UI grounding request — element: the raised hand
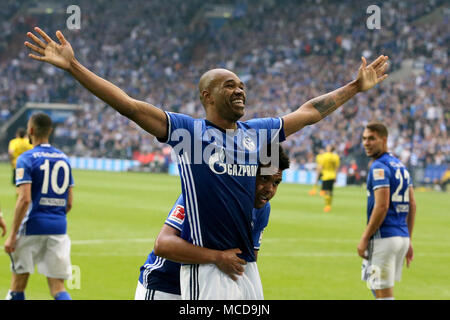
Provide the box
[355,55,389,92]
[25,27,75,70]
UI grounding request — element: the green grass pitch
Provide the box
[0,162,449,300]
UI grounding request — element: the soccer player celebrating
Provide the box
[4,113,74,300]
[359,122,416,300]
[24,27,388,299]
[135,146,289,300]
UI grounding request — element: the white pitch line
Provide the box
[261,252,450,258]
[68,251,450,258]
[70,237,450,248]
[71,252,145,257]
[262,252,356,257]
[263,238,356,244]
[263,237,450,247]
[71,238,154,245]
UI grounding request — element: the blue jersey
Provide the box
[15,144,74,235]
[366,152,411,239]
[139,195,271,294]
[252,203,271,250]
[161,112,284,262]
[139,195,185,295]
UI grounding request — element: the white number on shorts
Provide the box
[40,159,70,195]
[392,168,410,203]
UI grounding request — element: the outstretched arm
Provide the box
[154,224,247,281]
[283,55,389,137]
[25,27,167,140]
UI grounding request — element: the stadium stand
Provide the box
[1,0,448,185]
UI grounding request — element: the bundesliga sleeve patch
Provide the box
[16,168,24,180]
[373,168,385,180]
[168,205,185,224]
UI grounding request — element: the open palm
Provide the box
[355,55,389,92]
[25,27,74,70]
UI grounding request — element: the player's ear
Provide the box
[201,90,213,106]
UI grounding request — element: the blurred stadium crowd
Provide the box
[0,0,448,183]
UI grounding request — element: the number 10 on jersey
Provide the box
[40,159,70,195]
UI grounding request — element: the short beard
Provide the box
[220,104,243,123]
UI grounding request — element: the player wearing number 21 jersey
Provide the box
[5,113,74,300]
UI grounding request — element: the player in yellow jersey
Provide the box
[8,128,33,186]
[309,149,325,196]
[440,167,450,192]
[320,145,340,212]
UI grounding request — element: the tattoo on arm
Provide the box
[311,84,357,118]
[312,97,336,118]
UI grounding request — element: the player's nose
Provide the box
[234,86,245,96]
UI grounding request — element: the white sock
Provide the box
[376,297,395,300]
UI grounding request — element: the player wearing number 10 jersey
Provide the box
[4,113,74,300]
[359,122,416,300]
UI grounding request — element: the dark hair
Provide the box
[30,112,53,138]
[16,127,26,138]
[259,144,290,172]
[277,144,290,171]
[365,121,388,138]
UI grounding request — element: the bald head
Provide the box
[197,68,247,125]
[198,68,239,106]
